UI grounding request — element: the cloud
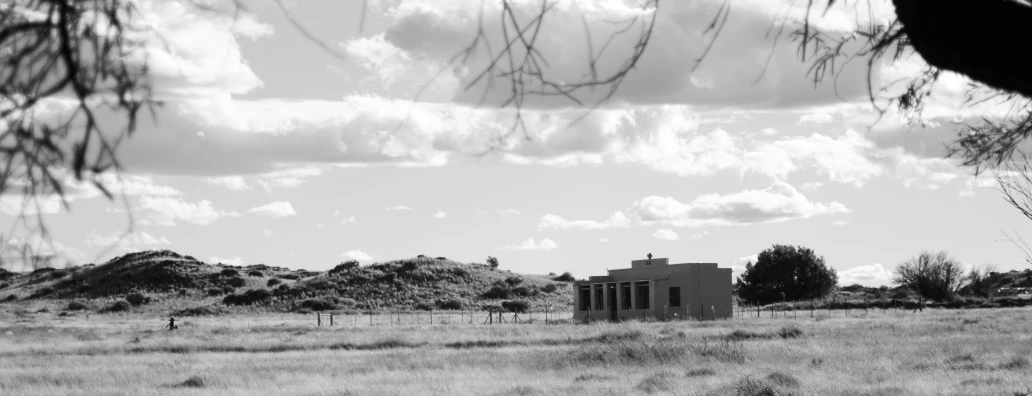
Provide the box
[131,0,272,98]
[386,205,413,211]
[801,182,823,191]
[838,263,894,287]
[502,238,558,251]
[796,112,834,126]
[206,176,252,190]
[433,210,447,219]
[86,232,171,252]
[255,167,323,192]
[499,208,521,216]
[138,196,240,226]
[341,250,374,262]
[629,182,849,227]
[341,216,356,226]
[261,228,275,237]
[652,229,679,241]
[0,195,64,216]
[743,131,883,186]
[599,238,610,243]
[538,212,630,230]
[248,201,297,218]
[2,236,86,270]
[831,221,848,226]
[210,256,244,265]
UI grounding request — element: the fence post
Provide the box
[330,314,334,326]
[317,313,321,326]
[430,308,433,325]
[369,309,372,326]
[864,296,868,315]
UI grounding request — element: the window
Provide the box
[578,286,591,311]
[594,284,604,310]
[669,287,681,308]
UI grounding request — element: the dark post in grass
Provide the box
[317,313,321,326]
[330,314,334,326]
[810,300,814,318]
[430,308,433,325]
[864,296,868,315]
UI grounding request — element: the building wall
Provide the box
[573,261,732,322]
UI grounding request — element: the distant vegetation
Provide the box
[0,250,572,314]
[736,245,838,305]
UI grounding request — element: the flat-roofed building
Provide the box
[573,257,732,322]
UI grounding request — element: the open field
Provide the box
[1,307,1031,396]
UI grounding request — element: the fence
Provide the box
[731,297,930,320]
[313,308,575,327]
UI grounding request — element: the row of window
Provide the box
[577,284,682,310]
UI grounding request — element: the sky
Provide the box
[3,0,1030,287]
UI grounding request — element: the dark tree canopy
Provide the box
[893,251,967,302]
[735,244,838,305]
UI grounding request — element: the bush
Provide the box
[221,286,236,294]
[736,244,838,305]
[894,251,967,302]
[300,299,337,311]
[222,289,272,306]
[206,288,223,296]
[277,273,300,280]
[67,301,88,311]
[329,261,360,275]
[435,256,447,260]
[401,260,419,272]
[4,294,17,302]
[278,284,290,291]
[414,302,434,311]
[106,300,131,312]
[38,287,54,295]
[541,283,559,293]
[227,276,246,287]
[247,270,264,277]
[267,278,282,287]
[505,276,523,288]
[452,268,469,277]
[487,256,500,269]
[501,300,530,313]
[512,286,531,297]
[553,272,576,282]
[482,286,512,299]
[220,269,240,277]
[173,305,227,317]
[438,299,464,310]
[126,293,151,306]
[178,289,189,296]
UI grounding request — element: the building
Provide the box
[573,257,732,322]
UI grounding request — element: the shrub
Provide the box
[173,305,227,316]
[247,270,264,277]
[278,284,290,291]
[174,376,206,388]
[505,276,523,288]
[221,286,235,294]
[686,368,716,377]
[417,254,426,258]
[482,286,512,299]
[277,273,300,280]
[553,272,576,282]
[766,372,800,387]
[414,302,434,311]
[894,251,967,302]
[736,244,838,305]
[438,299,464,310]
[106,300,131,312]
[451,268,469,278]
[50,270,68,279]
[207,288,223,296]
[636,371,677,394]
[778,325,803,339]
[435,256,447,260]
[38,287,54,295]
[4,294,17,302]
[300,299,337,311]
[126,293,151,306]
[220,269,240,277]
[501,300,530,313]
[329,261,360,275]
[227,276,246,287]
[401,260,419,272]
[487,256,500,269]
[511,286,531,297]
[67,301,88,311]
[267,278,282,287]
[222,289,272,306]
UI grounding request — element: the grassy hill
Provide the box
[0,250,574,315]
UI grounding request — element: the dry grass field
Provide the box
[1,306,1031,396]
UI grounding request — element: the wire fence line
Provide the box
[307,309,576,327]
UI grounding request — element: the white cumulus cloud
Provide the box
[652,229,679,241]
[342,250,374,262]
[838,263,894,287]
[502,238,558,251]
[433,210,447,219]
[248,201,297,218]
